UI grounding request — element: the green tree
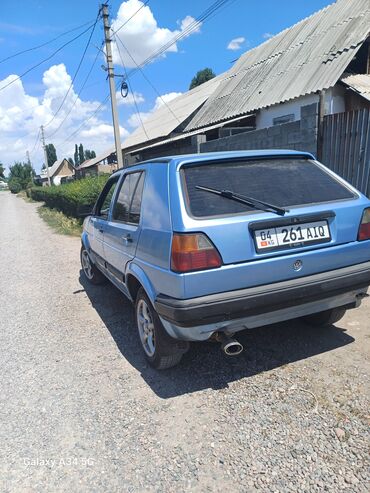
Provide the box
[78,143,84,165]
[8,162,34,193]
[0,163,5,179]
[45,143,57,167]
[189,68,216,90]
[84,149,96,161]
[68,157,74,166]
[74,145,79,167]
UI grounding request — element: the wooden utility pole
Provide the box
[101,3,124,169]
[40,125,51,186]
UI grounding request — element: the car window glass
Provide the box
[129,173,145,224]
[113,172,144,224]
[96,177,119,218]
[183,159,355,218]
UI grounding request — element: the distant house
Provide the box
[76,152,118,177]
[37,158,75,186]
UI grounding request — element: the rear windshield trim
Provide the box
[180,157,357,220]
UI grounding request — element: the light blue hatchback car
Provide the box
[81,150,370,369]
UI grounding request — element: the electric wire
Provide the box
[113,33,149,140]
[44,9,101,128]
[0,20,95,65]
[124,0,233,78]
[29,128,41,155]
[0,22,96,92]
[111,0,149,36]
[46,44,103,139]
[115,35,181,125]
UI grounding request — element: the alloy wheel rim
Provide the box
[82,250,93,279]
[137,299,156,357]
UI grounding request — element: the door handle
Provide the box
[122,233,133,245]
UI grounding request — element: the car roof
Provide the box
[124,150,315,170]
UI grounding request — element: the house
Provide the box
[78,0,369,194]
[125,0,370,161]
[37,158,75,186]
[76,152,118,177]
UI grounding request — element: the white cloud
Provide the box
[127,92,182,128]
[227,37,246,51]
[116,90,145,106]
[111,0,202,68]
[179,15,201,37]
[263,32,274,40]
[0,64,129,172]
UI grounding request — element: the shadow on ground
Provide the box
[78,273,354,399]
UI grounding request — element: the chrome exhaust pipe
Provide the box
[219,334,244,356]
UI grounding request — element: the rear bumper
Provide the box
[154,261,370,328]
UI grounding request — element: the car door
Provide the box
[89,175,120,260]
[103,170,145,285]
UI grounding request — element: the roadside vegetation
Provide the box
[29,175,109,218]
[7,162,34,194]
[37,206,82,236]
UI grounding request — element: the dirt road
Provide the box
[0,192,369,492]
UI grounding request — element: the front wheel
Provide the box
[302,307,347,327]
[135,288,188,369]
[80,246,106,285]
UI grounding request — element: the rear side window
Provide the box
[112,172,145,224]
[182,158,355,218]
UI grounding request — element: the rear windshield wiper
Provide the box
[195,185,288,216]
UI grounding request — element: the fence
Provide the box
[321,109,370,197]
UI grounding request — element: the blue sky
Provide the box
[0,0,334,171]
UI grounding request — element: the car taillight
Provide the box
[171,233,222,272]
[358,208,370,241]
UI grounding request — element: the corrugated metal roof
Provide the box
[128,114,255,154]
[341,74,370,101]
[121,74,223,150]
[185,0,370,131]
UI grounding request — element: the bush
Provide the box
[29,175,110,218]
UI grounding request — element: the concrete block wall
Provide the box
[200,103,319,157]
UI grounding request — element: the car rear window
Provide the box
[182,158,355,218]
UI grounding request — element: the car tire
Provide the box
[135,287,189,370]
[302,307,347,327]
[80,246,106,285]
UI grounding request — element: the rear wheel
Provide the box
[135,288,188,369]
[80,246,106,285]
[302,307,347,327]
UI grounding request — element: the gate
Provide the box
[321,109,370,197]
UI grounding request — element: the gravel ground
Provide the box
[0,192,369,492]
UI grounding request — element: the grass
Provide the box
[17,190,35,202]
[37,205,83,237]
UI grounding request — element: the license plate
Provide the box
[254,220,331,252]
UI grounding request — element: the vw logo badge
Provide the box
[293,260,303,271]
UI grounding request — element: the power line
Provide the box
[113,33,149,140]
[0,22,96,92]
[57,93,110,148]
[111,0,149,36]
[46,44,103,139]
[0,20,95,65]
[30,129,41,155]
[44,9,102,129]
[115,35,181,125]
[124,0,233,78]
